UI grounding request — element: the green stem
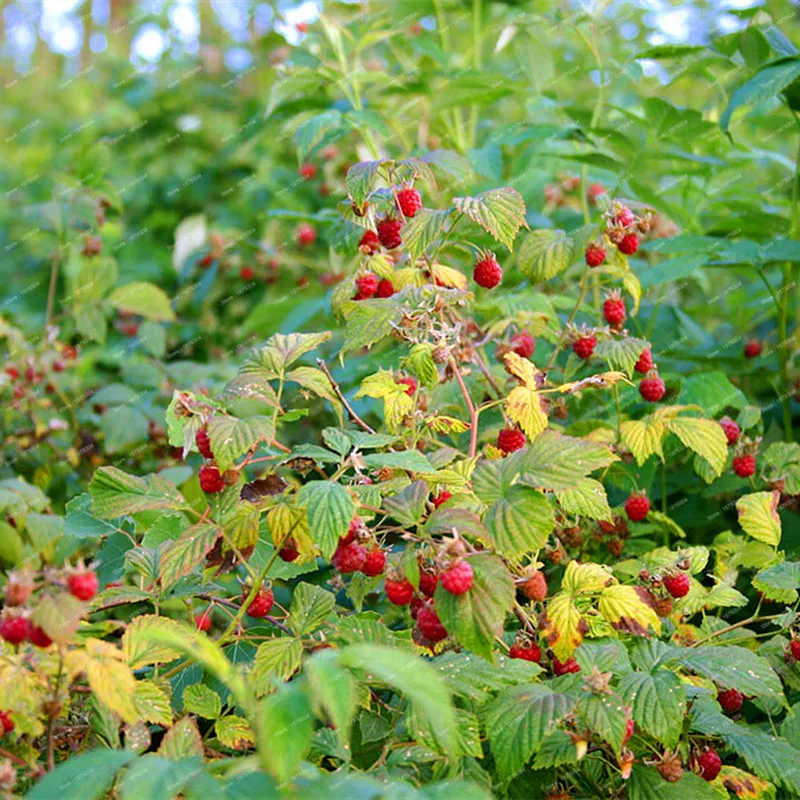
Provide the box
[546,271,590,373]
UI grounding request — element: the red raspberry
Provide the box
[194,612,212,632]
[397,187,422,218]
[196,428,213,459]
[718,688,743,714]
[199,464,225,493]
[4,571,33,607]
[473,254,502,289]
[615,207,635,228]
[296,21,308,33]
[603,296,626,327]
[354,273,379,300]
[375,279,395,298]
[246,588,274,618]
[397,376,417,396]
[440,561,473,595]
[416,604,448,642]
[732,454,756,478]
[121,321,139,337]
[297,224,316,247]
[5,366,19,380]
[332,542,367,574]
[67,568,99,601]
[12,385,25,400]
[431,491,451,509]
[377,218,403,250]
[523,571,547,601]
[385,578,414,605]
[572,335,597,360]
[340,517,361,547]
[199,253,214,268]
[664,572,690,599]
[744,340,762,358]
[361,548,386,577]
[639,375,665,402]
[410,596,424,619]
[719,416,740,446]
[0,711,13,736]
[419,570,438,597]
[0,614,30,645]
[358,230,381,255]
[788,640,800,661]
[588,183,605,204]
[299,162,317,180]
[509,643,541,662]
[693,749,722,782]
[623,715,634,745]
[624,494,650,522]
[510,331,535,359]
[553,657,580,676]
[25,367,38,383]
[618,234,639,255]
[633,349,652,373]
[63,345,78,360]
[240,266,255,281]
[323,146,338,160]
[279,542,299,562]
[497,427,526,454]
[585,244,606,267]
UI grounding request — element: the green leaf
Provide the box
[252,637,303,695]
[680,371,747,413]
[737,491,782,547]
[619,671,686,748]
[295,110,343,162]
[517,228,572,282]
[663,416,728,478]
[633,44,706,60]
[362,450,433,472]
[578,692,629,753]
[453,188,527,250]
[120,755,202,800]
[595,337,650,375]
[402,207,454,261]
[382,480,429,526]
[296,480,354,558]
[90,467,189,519]
[289,583,335,635]
[257,683,314,782]
[403,343,439,389]
[27,750,137,800]
[721,58,800,132]
[627,764,720,800]
[215,716,254,750]
[346,160,382,210]
[306,650,356,746]
[207,415,276,472]
[183,684,222,719]
[341,302,401,353]
[241,332,333,376]
[557,478,612,522]
[107,281,175,322]
[160,524,219,589]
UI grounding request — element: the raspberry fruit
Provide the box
[5,366,19,380]
[732,454,756,478]
[385,578,415,606]
[473,254,502,289]
[246,588,274,618]
[585,244,606,268]
[615,207,635,228]
[623,716,634,745]
[572,334,597,360]
[440,561,473,595]
[299,162,317,180]
[416,604,448,642]
[358,230,381,255]
[354,273,379,301]
[397,187,422,218]
[718,688,743,714]
[361,548,386,577]
[52,359,65,373]
[196,428,213,459]
[719,417,740,446]
[654,597,674,617]
[0,711,13,736]
[419,570,438,597]
[497,427,526,454]
[377,218,403,250]
[639,375,665,402]
[375,278,396,298]
[744,340,762,358]
[195,612,212,632]
[787,640,800,661]
[523,570,548,601]
[297,223,316,246]
[618,234,639,255]
[3,571,33,607]
[67,568,99,601]
[0,614,29,645]
[332,541,367,574]
[510,331,535,359]
[588,183,605,204]
[340,517,361,547]
[693,749,722,782]
[397,376,417,396]
[199,464,225,493]
[624,493,650,522]
[279,542,300,562]
[431,491,451,509]
[509,643,541,662]
[603,296,626,327]
[240,266,254,281]
[553,657,580,676]
[29,626,52,647]
[664,572,690,599]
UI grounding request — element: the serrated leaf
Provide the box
[620,418,665,466]
[295,110,343,162]
[403,343,439,389]
[158,717,204,760]
[296,480,354,558]
[619,670,686,748]
[252,637,303,695]
[663,416,728,477]
[289,583,335,635]
[383,480,429,526]
[183,684,222,719]
[160,524,219,589]
[518,228,572,282]
[540,592,587,660]
[132,680,172,726]
[27,751,137,800]
[124,615,186,668]
[215,716,255,750]
[33,592,85,644]
[346,160,382,210]
[207,415,276,472]
[595,337,650,375]
[355,370,415,430]
[506,384,549,441]
[598,584,661,637]
[285,367,342,419]
[107,281,175,322]
[257,683,314,782]
[484,484,554,562]
[402,207,454,260]
[579,692,629,753]
[453,188,527,250]
[627,764,720,800]
[306,650,356,747]
[557,478,612,521]
[737,491,781,547]
[90,467,189,519]
[340,302,401,353]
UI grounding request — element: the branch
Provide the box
[317,358,376,433]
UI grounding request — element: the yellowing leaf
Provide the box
[216,716,255,750]
[431,263,467,289]
[132,680,173,726]
[557,478,612,521]
[123,614,186,669]
[506,385,548,440]
[356,370,415,430]
[597,584,661,637]
[718,766,775,799]
[562,560,613,595]
[268,503,317,563]
[540,592,587,660]
[426,415,470,435]
[503,351,540,387]
[663,416,728,477]
[736,491,781,547]
[70,638,138,723]
[558,371,631,394]
[159,717,204,760]
[620,418,665,465]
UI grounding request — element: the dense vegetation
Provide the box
[1,2,799,798]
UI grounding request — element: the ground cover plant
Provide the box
[0,1,799,798]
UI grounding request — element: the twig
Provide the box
[317,358,376,433]
[449,357,479,458]
[689,614,781,647]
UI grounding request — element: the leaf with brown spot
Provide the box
[241,474,287,502]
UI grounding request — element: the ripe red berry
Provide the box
[67,569,99,601]
[196,428,213,459]
[603,296,626,327]
[440,561,473,595]
[618,233,639,255]
[523,571,547,601]
[354,273,379,300]
[719,417,740,446]
[240,266,255,281]
[361,548,386,577]
[694,749,722,782]
[195,612,212,632]
[431,491,451,509]
[246,588,274,618]
[633,348,652,374]
[553,657,580,676]
[375,278,396,298]
[295,21,308,33]
[788,640,800,661]
[588,183,605,203]
[509,643,541,662]
[572,335,597,360]
[279,542,300,562]
[332,541,367,574]
[377,218,403,250]
[297,224,316,247]
[718,688,743,714]
[396,187,422,218]
[664,572,690,599]
[0,614,30,645]
[358,230,381,255]
[497,427,526,454]
[623,715,634,745]
[299,162,317,180]
[410,596,424,619]
[397,376,417,396]
[510,331,535,359]
[639,375,665,402]
[732,454,756,478]
[585,244,606,267]
[52,359,65,373]
[5,366,19,380]
[416,604,448,642]
[624,494,650,522]
[63,345,78,360]
[419,571,438,597]
[615,207,635,228]
[385,578,415,605]
[199,253,214,268]
[0,711,13,736]
[340,517,361,547]
[744,340,762,358]
[473,254,502,289]
[199,464,225,493]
